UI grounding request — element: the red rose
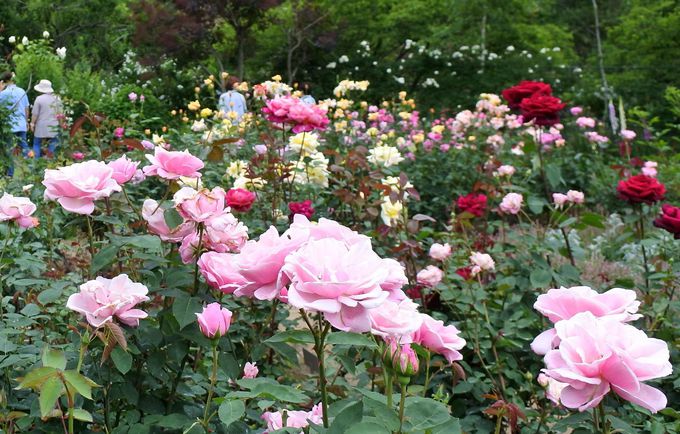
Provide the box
[455,267,473,281]
[519,94,566,126]
[288,199,315,220]
[225,188,256,212]
[501,81,552,109]
[457,193,487,217]
[653,204,680,239]
[616,175,665,204]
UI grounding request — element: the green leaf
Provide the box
[530,269,552,288]
[233,378,308,403]
[42,347,66,370]
[164,207,184,230]
[39,376,64,417]
[329,400,363,434]
[90,244,121,274]
[402,397,451,431]
[326,333,377,348]
[218,400,245,427]
[579,212,605,229]
[70,408,93,422]
[111,347,133,374]
[172,295,203,330]
[545,164,563,188]
[527,196,545,214]
[63,370,96,400]
[345,421,390,434]
[265,330,315,345]
[16,367,57,389]
[20,303,41,317]
[430,417,462,434]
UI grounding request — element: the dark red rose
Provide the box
[519,94,566,126]
[288,199,315,220]
[455,267,473,281]
[501,81,553,109]
[653,204,680,239]
[457,193,487,217]
[226,188,256,212]
[616,175,666,204]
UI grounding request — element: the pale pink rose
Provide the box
[179,231,203,264]
[642,161,657,177]
[538,373,567,405]
[142,199,195,242]
[42,160,122,215]
[173,186,226,223]
[391,342,420,376]
[499,192,523,215]
[369,298,422,341]
[253,144,268,155]
[566,190,584,204]
[196,302,232,338]
[128,92,138,102]
[531,286,641,355]
[284,214,370,246]
[621,129,636,141]
[575,117,595,128]
[0,193,38,228]
[542,312,671,413]
[107,155,140,184]
[232,226,307,300]
[416,265,444,287]
[262,403,323,433]
[469,252,494,272]
[143,147,204,180]
[569,107,583,116]
[198,252,247,294]
[131,169,146,185]
[283,238,391,332]
[66,274,149,327]
[141,140,155,150]
[203,210,249,253]
[242,362,259,379]
[496,165,516,177]
[412,313,466,363]
[552,193,569,208]
[429,243,451,261]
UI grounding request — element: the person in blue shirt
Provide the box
[217,76,247,123]
[0,71,29,176]
[299,82,316,105]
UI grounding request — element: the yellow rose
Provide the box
[188,100,201,111]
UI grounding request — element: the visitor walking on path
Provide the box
[0,71,29,176]
[30,79,63,158]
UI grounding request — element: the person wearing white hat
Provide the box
[30,79,63,158]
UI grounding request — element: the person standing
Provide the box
[30,79,62,158]
[0,71,29,176]
[218,76,247,123]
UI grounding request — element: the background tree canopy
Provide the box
[1,0,679,124]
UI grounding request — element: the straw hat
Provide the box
[34,79,54,93]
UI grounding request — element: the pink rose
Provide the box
[499,192,523,215]
[113,127,125,139]
[128,92,138,102]
[174,187,226,223]
[142,199,196,242]
[143,147,204,180]
[530,286,641,355]
[552,193,568,208]
[429,243,451,261]
[282,238,391,332]
[198,252,247,294]
[66,274,149,327]
[575,117,595,129]
[621,129,636,141]
[496,165,515,177]
[542,312,671,412]
[569,107,583,116]
[369,298,422,341]
[0,193,38,228]
[262,403,323,433]
[202,210,249,253]
[416,265,444,287]
[196,302,232,339]
[242,362,258,379]
[566,190,584,204]
[107,155,140,184]
[43,160,122,215]
[225,188,256,212]
[469,252,494,273]
[412,313,466,363]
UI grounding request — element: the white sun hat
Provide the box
[34,79,54,93]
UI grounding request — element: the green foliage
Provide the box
[12,37,64,93]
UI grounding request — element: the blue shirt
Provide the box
[218,91,247,121]
[301,95,316,105]
[0,84,29,132]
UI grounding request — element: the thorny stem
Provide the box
[192,224,205,295]
[398,383,407,433]
[121,186,142,221]
[201,343,220,432]
[300,310,331,427]
[560,227,576,266]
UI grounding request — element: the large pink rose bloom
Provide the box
[203,210,249,253]
[43,160,122,214]
[0,193,39,228]
[66,274,149,327]
[369,298,422,341]
[142,199,195,242]
[262,403,323,433]
[262,96,296,124]
[287,102,330,133]
[282,238,391,332]
[412,313,466,363]
[107,155,140,184]
[143,147,204,180]
[198,252,247,294]
[531,286,641,355]
[542,312,671,413]
[173,186,226,223]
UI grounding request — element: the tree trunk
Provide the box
[237,28,246,80]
